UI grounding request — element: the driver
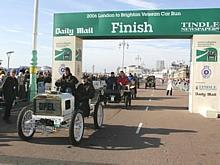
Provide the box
[55,67,79,95]
[106,72,117,90]
[75,75,95,117]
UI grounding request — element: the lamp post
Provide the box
[6,51,14,70]
[119,40,129,72]
[135,55,142,67]
[29,0,39,101]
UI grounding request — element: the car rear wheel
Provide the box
[94,102,104,129]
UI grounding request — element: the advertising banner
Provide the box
[54,8,220,39]
[190,35,220,118]
[52,36,82,89]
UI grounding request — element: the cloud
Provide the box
[5,29,22,33]
[115,0,158,9]
[58,0,97,12]
[40,8,55,16]
[14,41,31,45]
[0,25,24,33]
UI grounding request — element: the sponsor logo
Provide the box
[195,85,217,91]
[55,28,74,36]
[196,47,218,62]
[111,22,153,34]
[55,48,72,61]
[77,27,93,34]
[181,21,220,32]
[58,64,65,75]
[201,66,211,79]
[75,48,82,61]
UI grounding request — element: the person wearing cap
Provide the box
[55,67,79,95]
[2,69,18,123]
[75,75,95,117]
[106,72,118,90]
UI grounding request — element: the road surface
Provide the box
[0,85,220,165]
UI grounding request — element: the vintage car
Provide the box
[103,83,131,109]
[17,88,104,146]
[145,76,156,89]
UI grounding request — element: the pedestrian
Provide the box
[0,70,6,99]
[37,71,45,93]
[2,69,18,123]
[55,67,79,95]
[17,70,26,99]
[166,78,173,96]
[75,75,95,117]
[44,71,52,91]
[24,69,30,99]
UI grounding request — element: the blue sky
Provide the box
[0,0,220,72]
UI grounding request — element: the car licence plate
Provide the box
[111,96,115,101]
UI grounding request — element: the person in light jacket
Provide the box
[166,78,173,96]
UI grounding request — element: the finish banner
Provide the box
[54,8,220,39]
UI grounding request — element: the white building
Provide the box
[156,60,165,71]
[126,65,143,76]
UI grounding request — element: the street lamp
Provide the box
[29,0,39,101]
[135,55,142,67]
[6,51,14,70]
[119,40,129,72]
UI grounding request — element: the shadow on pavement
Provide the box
[80,125,196,150]
[129,105,146,110]
[0,101,30,134]
[0,115,18,134]
[135,96,177,101]
[149,105,188,111]
[104,104,127,110]
[127,105,188,111]
[22,124,196,151]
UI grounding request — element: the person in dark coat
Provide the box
[24,69,30,99]
[75,75,95,117]
[37,71,45,93]
[2,69,18,123]
[55,67,79,95]
[106,72,118,90]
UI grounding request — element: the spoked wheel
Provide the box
[69,110,84,145]
[94,102,104,129]
[17,105,35,141]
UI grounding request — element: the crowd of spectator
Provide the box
[173,79,190,92]
[0,69,52,100]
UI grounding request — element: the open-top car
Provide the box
[17,87,104,146]
[103,83,131,109]
[145,75,156,89]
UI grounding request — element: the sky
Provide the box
[0,0,220,73]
